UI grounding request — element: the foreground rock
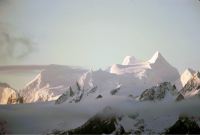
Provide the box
[50,107,126,135]
[165,115,200,134]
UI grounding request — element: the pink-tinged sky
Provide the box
[0,0,200,71]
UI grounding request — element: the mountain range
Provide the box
[1,51,200,104]
[0,51,200,134]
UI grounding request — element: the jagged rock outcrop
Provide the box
[139,82,177,101]
[55,87,74,104]
[180,72,200,98]
[0,82,22,104]
[55,81,98,104]
[55,82,83,104]
[7,94,23,104]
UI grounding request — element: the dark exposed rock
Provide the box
[110,86,120,95]
[55,92,69,104]
[69,87,74,97]
[55,82,85,104]
[139,82,177,101]
[76,81,81,91]
[165,115,200,134]
[72,90,84,103]
[175,93,184,102]
[7,94,24,104]
[67,115,117,134]
[96,94,103,99]
[140,88,156,101]
[50,106,126,135]
[180,72,200,97]
[86,86,97,96]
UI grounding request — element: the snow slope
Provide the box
[21,65,87,103]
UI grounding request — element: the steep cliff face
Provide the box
[0,83,20,104]
[180,72,200,98]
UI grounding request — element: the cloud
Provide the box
[0,22,36,63]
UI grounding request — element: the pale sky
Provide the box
[0,0,200,72]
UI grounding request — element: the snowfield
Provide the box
[1,97,200,134]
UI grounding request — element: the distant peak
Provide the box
[148,51,165,63]
[122,56,138,65]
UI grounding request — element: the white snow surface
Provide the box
[122,56,140,65]
[21,65,87,103]
[175,68,196,90]
[110,52,179,82]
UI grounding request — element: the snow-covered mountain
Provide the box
[0,82,20,104]
[54,52,180,104]
[110,52,179,82]
[21,65,87,103]
[1,52,200,134]
[20,52,180,103]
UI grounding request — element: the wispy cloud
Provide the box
[0,22,36,63]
